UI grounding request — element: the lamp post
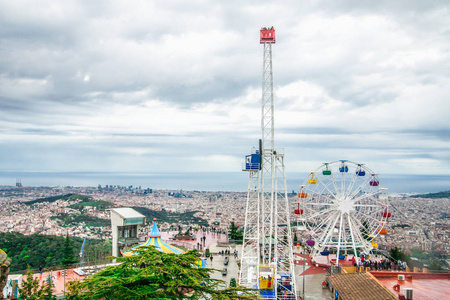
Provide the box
[302,247,305,300]
[297,242,305,300]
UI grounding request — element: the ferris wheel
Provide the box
[296,160,390,265]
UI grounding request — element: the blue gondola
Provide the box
[339,166,348,172]
[244,150,260,170]
[339,161,349,172]
[356,164,365,176]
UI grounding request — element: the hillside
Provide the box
[25,193,91,205]
[50,213,110,227]
[132,207,209,227]
[411,190,450,199]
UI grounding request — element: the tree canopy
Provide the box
[0,232,110,272]
[67,246,256,300]
[18,268,57,300]
[228,222,243,242]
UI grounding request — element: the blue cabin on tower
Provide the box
[243,148,261,171]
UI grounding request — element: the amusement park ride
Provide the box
[239,27,392,299]
[240,27,298,299]
[297,161,391,266]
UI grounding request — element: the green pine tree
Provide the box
[66,246,256,299]
[60,233,77,267]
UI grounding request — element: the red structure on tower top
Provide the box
[260,27,275,44]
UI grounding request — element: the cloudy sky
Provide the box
[1,1,449,191]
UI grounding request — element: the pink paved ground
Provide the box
[294,253,328,276]
[311,254,356,267]
[26,269,82,297]
[160,230,228,251]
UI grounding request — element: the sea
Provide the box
[1,171,449,194]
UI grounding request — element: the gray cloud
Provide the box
[0,1,449,191]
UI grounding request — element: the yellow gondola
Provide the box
[308,172,317,184]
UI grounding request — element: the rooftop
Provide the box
[327,272,397,300]
[372,271,450,300]
[110,207,145,219]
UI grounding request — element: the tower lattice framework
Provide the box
[239,27,297,300]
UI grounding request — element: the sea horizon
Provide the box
[1,171,449,195]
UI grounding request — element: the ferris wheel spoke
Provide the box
[316,177,339,200]
[351,214,375,240]
[354,211,383,228]
[306,202,334,206]
[318,211,341,248]
[352,190,382,204]
[348,214,366,246]
[344,172,359,199]
[336,213,345,263]
[346,214,358,255]
[309,208,335,221]
[329,174,340,196]
[353,204,384,208]
[310,208,337,229]
[347,176,372,199]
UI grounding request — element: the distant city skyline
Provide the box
[1,1,449,186]
[1,171,449,194]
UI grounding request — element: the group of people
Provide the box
[358,258,408,271]
[218,248,238,259]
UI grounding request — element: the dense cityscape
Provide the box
[1,184,448,259]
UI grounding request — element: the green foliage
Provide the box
[50,213,110,227]
[229,278,236,287]
[0,232,111,272]
[132,207,209,226]
[428,258,443,270]
[69,200,115,211]
[390,247,411,263]
[228,222,243,242]
[66,246,256,300]
[392,224,410,229]
[61,233,77,267]
[18,268,57,300]
[26,194,90,206]
[361,221,371,241]
[411,190,450,198]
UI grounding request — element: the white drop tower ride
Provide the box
[239,27,297,300]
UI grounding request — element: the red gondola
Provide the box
[382,211,391,218]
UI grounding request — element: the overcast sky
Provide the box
[1,1,449,188]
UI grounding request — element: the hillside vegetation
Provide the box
[132,207,209,226]
[411,190,450,198]
[25,194,90,206]
[50,213,110,227]
[0,232,111,272]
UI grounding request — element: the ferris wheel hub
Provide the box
[338,197,354,214]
